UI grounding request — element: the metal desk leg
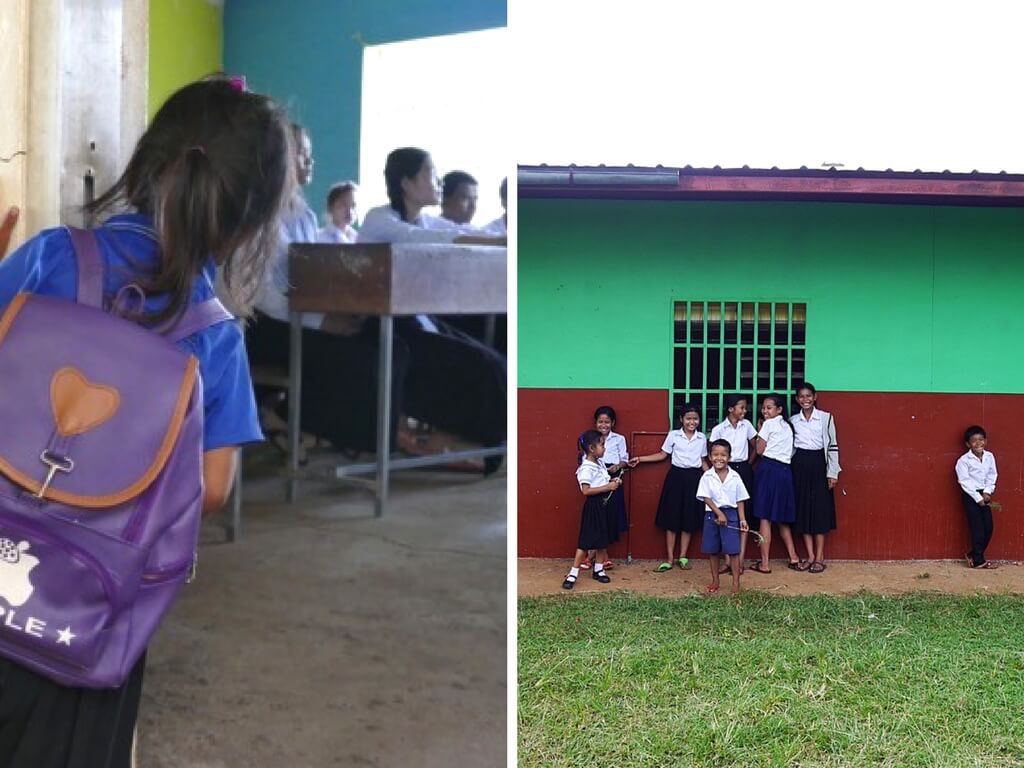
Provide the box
[374,314,394,517]
[287,311,303,502]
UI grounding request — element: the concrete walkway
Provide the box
[138,451,506,767]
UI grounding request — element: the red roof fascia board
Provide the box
[518,166,1024,205]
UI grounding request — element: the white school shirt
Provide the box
[709,418,757,462]
[356,204,494,244]
[576,458,611,490]
[317,223,357,244]
[791,408,825,450]
[255,195,324,329]
[602,431,628,467]
[661,429,707,469]
[758,416,794,463]
[696,467,751,512]
[483,214,507,235]
[955,450,997,503]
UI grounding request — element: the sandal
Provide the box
[977,560,999,569]
[965,553,973,568]
[579,558,592,570]
[808,561,826,574]
[676,557,691,570]
[706,583,720,594]
[718,563,731,575]
[562,574,577,590]
[602,560,615,570]
[655,562,673,573]
[788,560,810,572]
[749,563,772,574]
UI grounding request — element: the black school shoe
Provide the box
[592,570,611,583]
[562,575,577,589]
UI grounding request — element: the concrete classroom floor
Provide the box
[136,449,507,767]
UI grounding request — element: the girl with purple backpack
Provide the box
[0,77,292,767]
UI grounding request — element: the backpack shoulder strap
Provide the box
[65,225,233,340]
[161,298,235,343]
[65,226,105,309]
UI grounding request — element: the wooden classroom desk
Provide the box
[285,241,507,516]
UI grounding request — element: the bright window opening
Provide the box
[360,28,509,227]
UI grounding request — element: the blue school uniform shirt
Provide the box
[0,213,262,450]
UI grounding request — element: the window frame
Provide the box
[671,299,808,429]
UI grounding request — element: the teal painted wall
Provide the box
[518,199,1024,394]
[224,0,505,212]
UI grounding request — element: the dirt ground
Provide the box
[136,452,506,768]
[518,556,1024,597]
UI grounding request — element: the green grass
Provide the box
[518,593,1024,767]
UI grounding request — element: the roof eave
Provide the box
[517,165,1024,206]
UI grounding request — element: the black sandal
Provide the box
[750,563,772,574]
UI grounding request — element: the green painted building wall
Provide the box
[149,0,224,120]
[518,198,1024,394]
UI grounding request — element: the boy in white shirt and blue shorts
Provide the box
[697,439,751,593]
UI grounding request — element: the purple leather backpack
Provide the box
[0,227,231,688]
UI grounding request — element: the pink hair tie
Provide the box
[227,75,247,92]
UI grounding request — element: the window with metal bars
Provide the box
[672,301,807,428]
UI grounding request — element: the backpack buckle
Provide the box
[37,450,74,498]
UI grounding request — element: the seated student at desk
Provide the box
[318,181,358,244]
[246,124,410,455]
[484,177,507,235]
[440,170,479,225]
[358,147,507,466]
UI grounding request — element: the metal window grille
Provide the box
[672,301,807,428]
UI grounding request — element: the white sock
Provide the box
[569,567,580,578]
[594,563,605,574]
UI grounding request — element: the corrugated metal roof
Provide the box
[518,164,1024,206]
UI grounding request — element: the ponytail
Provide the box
[85,76,294,325]
[384,147,429,223]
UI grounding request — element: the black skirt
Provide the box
[792,448,836,534]
[578,495,613,550]
[606,484,628,535]
[0,655,144,767]
[729,460,756,523]
[654,465,704,534]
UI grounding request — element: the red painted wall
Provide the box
[518,389,1024,561]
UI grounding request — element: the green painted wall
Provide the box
[518,199,1024,394]
[149,0,224,120]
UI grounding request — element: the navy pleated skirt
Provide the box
[754,457,796,524]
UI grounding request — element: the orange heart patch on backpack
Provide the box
[50,367,121,437]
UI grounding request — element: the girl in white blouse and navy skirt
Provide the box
[751,394,803,574]
[563,430,622,589]
[790,382,840,573]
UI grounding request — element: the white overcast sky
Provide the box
[511,0,1024,173]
